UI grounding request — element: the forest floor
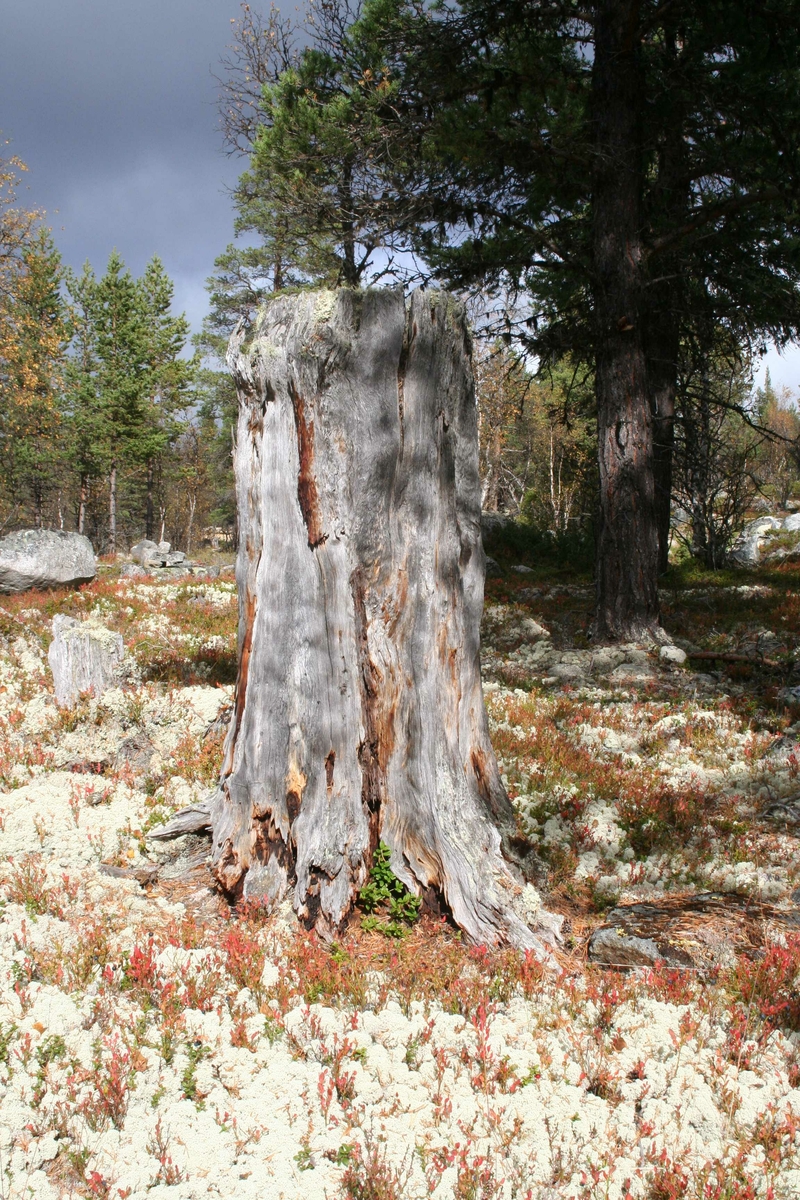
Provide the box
[0,555,800,1199]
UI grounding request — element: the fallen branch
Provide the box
[686,650,781,668]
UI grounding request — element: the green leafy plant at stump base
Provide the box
[358,842,421,939]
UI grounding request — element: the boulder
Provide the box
[783,513,800,533]
[730,534,762,565]
[744,515,782,537]
[485,556,503,578]
[130,540,187,570]
[511,564,535,574]
[481,511,513,540]
[48,614,125,707]
[130,539,160,567]
[0,530,96,594]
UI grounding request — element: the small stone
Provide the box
[659,644,687,666]
[521,618,548,640]
[510,564,534,574]
[588,928,664,968]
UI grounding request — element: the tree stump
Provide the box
[212,288,561,952]
[48,615,125,707]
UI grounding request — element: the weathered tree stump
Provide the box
[48,615,125,707]
[210,288,560,952]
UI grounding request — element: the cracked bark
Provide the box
[211,287,561,953]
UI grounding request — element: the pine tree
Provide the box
[358,0,800,638]
[137,257,193,540]
[64,253,191,550]
[63,263,107,536]
[0,228,67,527]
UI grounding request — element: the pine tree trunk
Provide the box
[210,288,561,953]
[78,475,88,536]
[592,0,660,642]
[109,463,117,553]
[146,458,155,541]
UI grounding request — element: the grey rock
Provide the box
[48,614,125,707]
[590,647,627,673]
[120,563,147,579]
[130,539,160,566]
[609,661,656,683]
[549,662,586,681]
[783,513,800,533]
[520,618,548,640]
[730,535,762,565]
[485,556,503,578]
[0,529,96,594]
[744,515,782,536]
[511,564,535,574]
[114,730,157,779]
[481,511,513,540]
[131,540,188,570]
[659,644,687,666]
[588,927,665,968]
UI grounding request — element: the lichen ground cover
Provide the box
[0,564,799,1198]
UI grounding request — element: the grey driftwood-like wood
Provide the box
[209,287,561,952]
[48,615,125,707]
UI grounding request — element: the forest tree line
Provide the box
[4,0,800,627]
[0,151,234,553]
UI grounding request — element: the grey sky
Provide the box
[2,0,798,390]
[1,0,249,334]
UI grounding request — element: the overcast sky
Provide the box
[1,0,249,336]
[2,0,799,390]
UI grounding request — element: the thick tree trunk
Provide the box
[592,0,661,642]
[210,287,560,953]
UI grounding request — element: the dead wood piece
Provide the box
[204,704,233,741]
[686,650,781,668]
[147,801,212,840]
[100,862,160,886]
[212,287,560,953]
[588,892,788,970]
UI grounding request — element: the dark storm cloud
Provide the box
[0,0,254,330]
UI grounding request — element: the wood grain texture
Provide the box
[213,287,561,952]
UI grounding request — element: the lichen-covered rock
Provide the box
[48,614,125,706]
[130,540,187,569]
[0,529,96,593]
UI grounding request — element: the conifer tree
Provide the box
[137,257,193,540]
[64,253,191,549]
[0,229,68,526]
[357,0,800,638]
